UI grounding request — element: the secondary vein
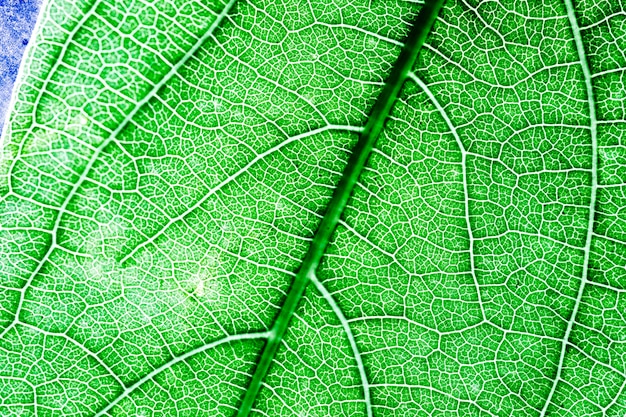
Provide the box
[235,1,446,416]
[539,0,599,415]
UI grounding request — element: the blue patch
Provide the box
[0,0,42,129]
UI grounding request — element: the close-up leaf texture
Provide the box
[0,0,625,415]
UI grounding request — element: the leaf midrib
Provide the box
[235,1,447,416]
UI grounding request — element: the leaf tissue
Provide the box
[0,0,625,416]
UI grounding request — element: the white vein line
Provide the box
[92,332,270,417]
[407,72,486,321]
[0,0,237,340]
[593,232,626,246]
[120,124,363,264]
[587,280,626,294]
[539,1,599,415]
[591,66,626,79]
[309,273,372,417]
[580,10,626,31]
[302,22,404,47]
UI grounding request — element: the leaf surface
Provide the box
[0,0,625,416]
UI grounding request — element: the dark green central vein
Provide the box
[236,1,446,415]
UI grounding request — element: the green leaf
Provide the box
[1,0,625,416]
